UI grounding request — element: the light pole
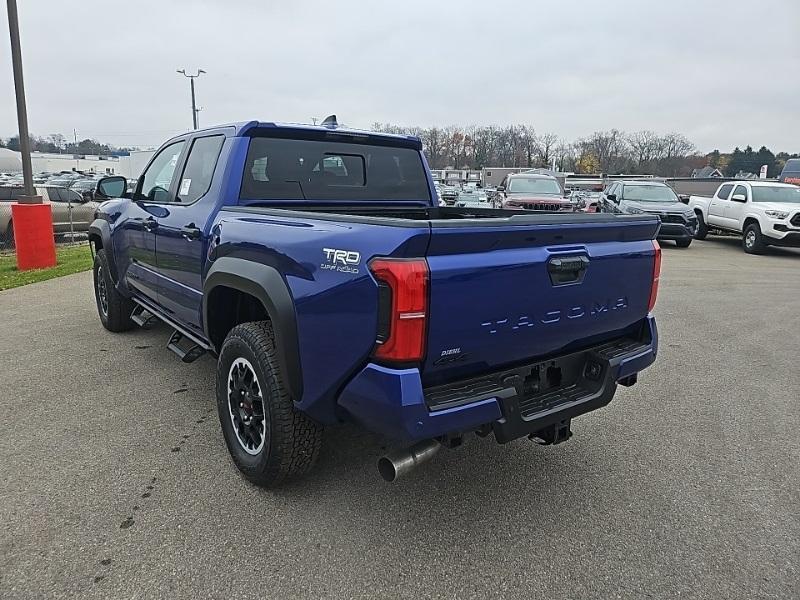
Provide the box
[176,68,205,130]
[7,0,36,200]
[6,0,56,270]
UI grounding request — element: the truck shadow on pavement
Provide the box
[692,235,800,258]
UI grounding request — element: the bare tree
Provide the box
[536,132,559,168]
[577,130,630,173]
[627,130,660,172]
[519,125,538,168]
[369,121,700,176]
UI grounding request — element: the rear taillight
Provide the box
[648,240,661,312]
[369,258,429,363]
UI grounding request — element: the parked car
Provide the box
[571,190,601,213]
[439,184,459,204]
[88,120,661,487]
[493,173,572,211]
[70,178,102,201]
[779,158,800,185]
[688,181,800,253]
[454,186,490,208]
[47,177,78,188]
[600,180,697,247]
[0,185,98,246]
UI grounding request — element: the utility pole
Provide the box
[7,0,36,199]
[73,128,78,171]
[6,0,56,269]
[177,68,205,130]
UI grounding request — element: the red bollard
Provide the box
[11,202,57,270]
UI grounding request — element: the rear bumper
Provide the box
[337,316,658,443]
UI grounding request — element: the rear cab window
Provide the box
[240,135,430,202]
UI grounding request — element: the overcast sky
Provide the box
[1,0,798,152]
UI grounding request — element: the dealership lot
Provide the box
[0,239,798,599]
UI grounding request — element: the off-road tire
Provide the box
[694,213,708,240]
[93,249,135,332]
[216,321,323,487]
[675,239,692,248]
[743,222,766,254]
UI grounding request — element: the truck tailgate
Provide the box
[422,214,660,385]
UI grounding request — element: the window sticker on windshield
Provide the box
[179,178,191,196]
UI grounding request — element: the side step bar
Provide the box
[129,299,211,364]
[167,329,206,363]
[130,305,159,328]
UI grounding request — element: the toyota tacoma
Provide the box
[88,118,661,486]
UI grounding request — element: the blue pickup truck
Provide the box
[89,119,661,486]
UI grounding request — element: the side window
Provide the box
[716,184,734,200]
[732,185,748,201]
[66,189,83,204]
[138,140,186,202]
[47,188,63,202]
[176,135,224,204]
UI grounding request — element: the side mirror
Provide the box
[606,193,617,202]
[496,185,505,193]
[96,176,127,199]
[678,194,690,204]
[731,193,747,203]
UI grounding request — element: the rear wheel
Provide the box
[93,249,135,332]
[694,213,708,240]
[216,321,323,487]
[675,239,692,248]
[743,223,766,254]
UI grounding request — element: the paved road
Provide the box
[1,239,798,599]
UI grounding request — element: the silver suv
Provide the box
[0,186,100,246]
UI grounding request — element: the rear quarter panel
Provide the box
[211,209,430,423]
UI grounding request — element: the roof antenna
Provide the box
[320,114,338,129]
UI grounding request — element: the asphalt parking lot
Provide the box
[1,238,798,599]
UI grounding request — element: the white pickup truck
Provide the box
[688,181,800,254]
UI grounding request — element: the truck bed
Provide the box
[221,204,660,395]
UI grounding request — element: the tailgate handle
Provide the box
[548,255,589,285]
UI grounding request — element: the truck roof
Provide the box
[177,120,422,147]
[729,180,796,188]
[614,180,669,187]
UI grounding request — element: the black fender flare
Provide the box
[203,257,303,401]
[88,219,117,281]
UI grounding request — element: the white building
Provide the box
[0,147,23,172]
[1,149,155,179]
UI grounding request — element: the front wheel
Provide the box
[216,321,323,487]
[694,213,708,240]
[743,223,766,254]
[93,249,135,332]
[675,239,692,248]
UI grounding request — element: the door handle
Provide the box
[142,217,158,232]
[180,224,202,241]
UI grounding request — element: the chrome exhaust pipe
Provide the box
[377,439,441,482]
